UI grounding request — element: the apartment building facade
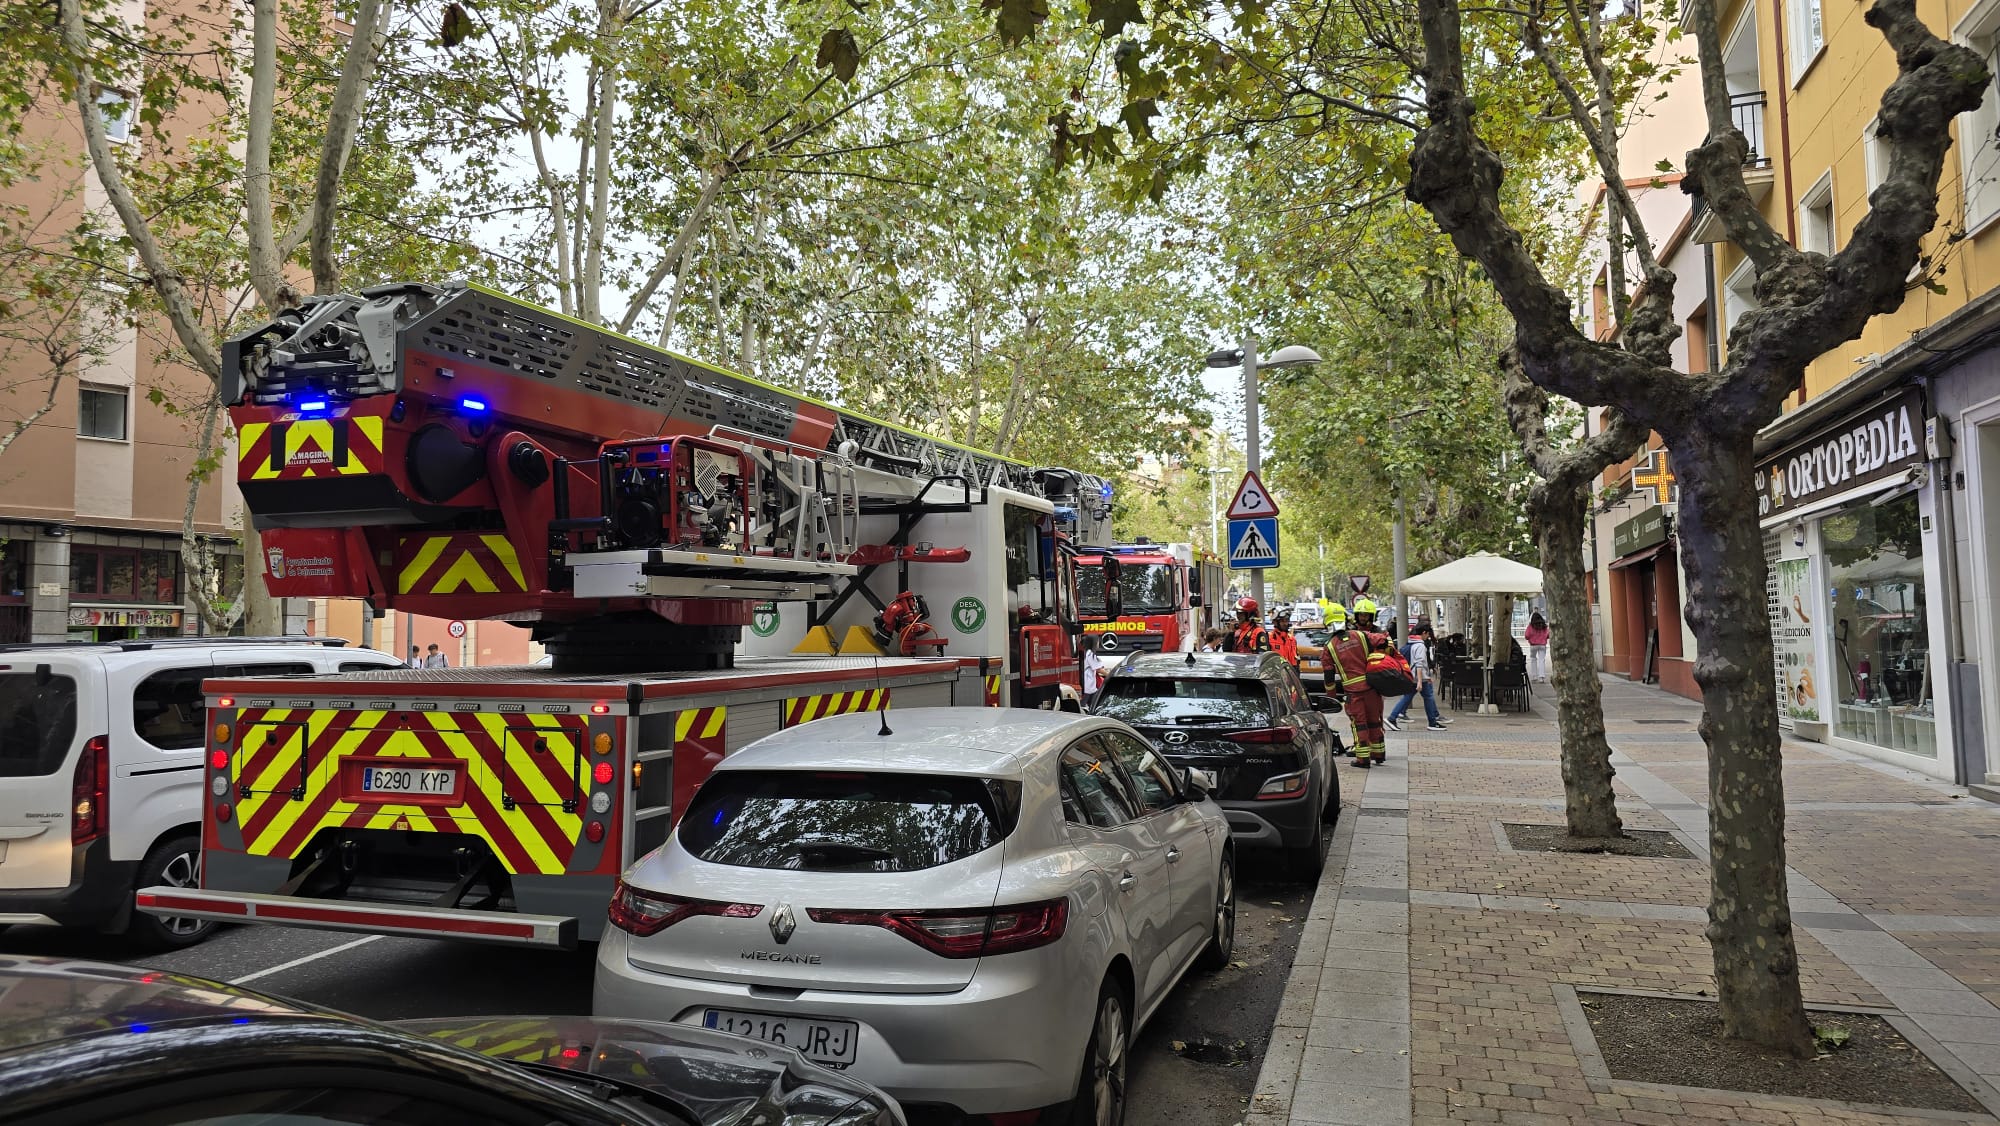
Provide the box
[1582,0,2000,784]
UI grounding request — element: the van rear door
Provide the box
[0,655,98,891]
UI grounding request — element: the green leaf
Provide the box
[439,3,476,48]
[982,0,1049,45]
[1088,0,1144,37]
[1655,158,1674,172]
[1813,1025,1851,1051]
[1119,98,1158,142]
[815,28,862,82]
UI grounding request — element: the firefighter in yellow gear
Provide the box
[1332,598,1390,766]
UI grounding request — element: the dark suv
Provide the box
[1092,652,1341,875]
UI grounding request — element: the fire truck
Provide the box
[1073,541,1227,657]
[137,281,1114,948]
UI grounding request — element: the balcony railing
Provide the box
[1731,91,1772,168]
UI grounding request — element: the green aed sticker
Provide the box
[750,602,780,637]
[951,596,986,634]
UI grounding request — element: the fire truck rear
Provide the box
[137,281,1115,947]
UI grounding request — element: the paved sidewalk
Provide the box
[1247,676,2000,1126]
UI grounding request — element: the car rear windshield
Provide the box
[680,771,1021,872]
[0,673,79,778]
[1093,676,1274,727]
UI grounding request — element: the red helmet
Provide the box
[1236,597,1260,616]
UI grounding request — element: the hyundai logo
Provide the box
[769,902,797,944]
[1163,730,1189,745]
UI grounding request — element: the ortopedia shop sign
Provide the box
[1758,386,1925,518]
[70,607,183,628]
[1612,505,1669,558]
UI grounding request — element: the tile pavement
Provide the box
[1245,676,2000,1126]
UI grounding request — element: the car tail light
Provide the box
[1227,726,1297,744]
[1256,770,1309,800]
[72,736,110,845]
[808,899,1069,959]
[606,880,760,937]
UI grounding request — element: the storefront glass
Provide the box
[1823,493,1935,756]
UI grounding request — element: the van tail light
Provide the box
[1255,770,1309,801]
[1227,726,1297,744]
[72,735,110,845]
[809,899,1069,959]
[606,880,759,937]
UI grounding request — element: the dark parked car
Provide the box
[0,956,903,1126]
[1092,652,1341,875]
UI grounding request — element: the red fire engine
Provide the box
[1074,541,1227,657]
[138,281,1115,947]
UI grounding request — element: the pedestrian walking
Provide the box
[1525,611,1551,681]
[423,643,449,669]
[1227,599,1272,653]
[1387,623,1450,732]
[1082,644,1107,708]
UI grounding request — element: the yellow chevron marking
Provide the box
[432,550,499,594]
[480,534,527,589]
[398,538,451,594]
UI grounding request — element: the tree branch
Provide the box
[311,0,392,295]
[243,0,292,310]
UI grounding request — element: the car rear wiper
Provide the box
[787,840,897,868]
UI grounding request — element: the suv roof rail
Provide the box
[0,635,349,654]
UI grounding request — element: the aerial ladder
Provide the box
[134,281,1117,948]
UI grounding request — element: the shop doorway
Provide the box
[1974,413,2000,779]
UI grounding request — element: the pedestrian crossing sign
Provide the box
[1228,516,1280,569]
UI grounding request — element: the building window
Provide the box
[71,547,181,604]
[1799,172,1836,255]
[1788,0,1825,82]
[78,385,128,441]
[1864,119,1889,196]
[1724,260,1758,344]
[1685,305,1713,374]
[1957,0,2000,230]
[96,89,133,143]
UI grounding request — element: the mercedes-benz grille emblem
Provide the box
[1164,730,1189,745]
[769,902,797,944]
[1100,636,1119,651]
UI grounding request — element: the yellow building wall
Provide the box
[1714,0,2000,401]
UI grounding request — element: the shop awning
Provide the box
[1609,542,1669,570]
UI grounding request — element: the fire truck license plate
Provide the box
[703,1009,859,1067]
[361,767,456,795]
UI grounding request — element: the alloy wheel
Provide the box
[157,848,204,937]
[1215,863,1236,962]
[1091,993,1127,1126]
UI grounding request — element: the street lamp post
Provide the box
[1207,336,1320,608]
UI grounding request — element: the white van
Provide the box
[0,636,404,949]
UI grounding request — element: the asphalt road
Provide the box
[0,842,1320,1125]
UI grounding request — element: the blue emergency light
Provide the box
[461,396,489,413]
[298,399,329,415]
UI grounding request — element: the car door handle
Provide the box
[1120,872,1137,892]
[1166,846,1181,864]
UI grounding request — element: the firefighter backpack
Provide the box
[1364,639,1417,696]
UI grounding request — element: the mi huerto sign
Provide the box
[1757,386,1926,518]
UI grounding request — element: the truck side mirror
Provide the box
[1102,556,1123,619]
[1188,593,1203,608]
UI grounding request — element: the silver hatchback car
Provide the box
[593,708,1236,1125]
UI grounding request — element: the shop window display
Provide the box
[1824,494,1934,755]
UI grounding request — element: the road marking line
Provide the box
[230,935,382,985]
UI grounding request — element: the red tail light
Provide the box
[809,899,1069,959]
[606,880,760,937]
[72,736,109,846]
[1226,726,1297,744]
